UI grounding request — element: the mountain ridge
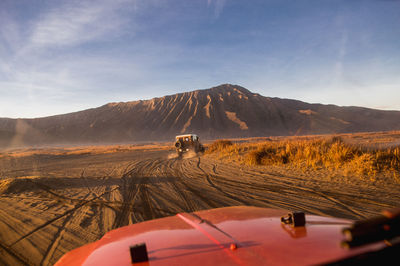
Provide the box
[1,84,400,147]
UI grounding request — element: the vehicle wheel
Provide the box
[175,142,182,148]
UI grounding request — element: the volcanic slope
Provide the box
[1,84,400,147]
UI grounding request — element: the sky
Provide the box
[0,0,399,118]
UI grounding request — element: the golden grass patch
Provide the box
[205,135,400,182]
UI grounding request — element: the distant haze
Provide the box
[1,84,400,148]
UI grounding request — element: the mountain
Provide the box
[1,84,400,147]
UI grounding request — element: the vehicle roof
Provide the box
[55,206,386,266]
[175,134,198,138]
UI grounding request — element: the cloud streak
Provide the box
[207,0,227,18]
[30,2,122,48]
[0,0,141,117]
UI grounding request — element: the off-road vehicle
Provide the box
[175,134,204,156]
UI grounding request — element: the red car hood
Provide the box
[55,206,385,265]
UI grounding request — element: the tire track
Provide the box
[140,184,156,221]
[2,148,397,265]
[112,175,142,228]
[172,159,219,209]
[13,166,123,264]
[198,157,371,219]
[10,187,118,247]
[215,167,367,218]
[0,241,30,265]
[163,159,202,212]
[177,158,265,208]
[112,159,156,227]
[40,211,75,266]
[196,157,255,206]
[134,158,191,221]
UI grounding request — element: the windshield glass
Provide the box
[0,1,399,265]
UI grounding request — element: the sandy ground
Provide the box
[0,147,399,265]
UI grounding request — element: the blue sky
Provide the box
[0,0,399,118]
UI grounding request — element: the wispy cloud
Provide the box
[28,0,133,50]
[334,29,348,83]
[207,0,227,18]
[1,0,137,62]
[0,0,140,118]
[0,14,23,55]
[331,12,349,88]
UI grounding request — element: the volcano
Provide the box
[1,84,400,147]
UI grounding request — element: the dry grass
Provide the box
[206,139,234,152]
[0,143,171,158]
[205,133,400,182]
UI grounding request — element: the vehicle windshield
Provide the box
[0,1,399,265]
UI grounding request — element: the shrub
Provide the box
[206,137,400,181]
[246,149,268,165]
[205,139,233,153]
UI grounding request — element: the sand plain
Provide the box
[0,139,399,265]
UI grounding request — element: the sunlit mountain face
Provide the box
[1,84,400,148]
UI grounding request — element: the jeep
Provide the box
[175,134,205,156]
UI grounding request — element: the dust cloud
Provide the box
[167,153,179,159]
[167,150,199,159]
